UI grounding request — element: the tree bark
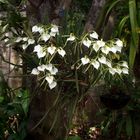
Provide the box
[25,0,72,140]
[84,0,116,40]
[26,0,72,25]
[84,0,107,32]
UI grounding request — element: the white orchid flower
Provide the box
[45,75,54,84]
[115,45,122,53]
[93,43,100,52]
[38,27,44,34]
[51,25,59,33]
[32,25,39,32]
[121,61,128,68]
[22,44,28,50]
[31,68,40,75]
[50,25,59,37]
[58,48,66,57]
[115,39,123,47]
[32,25,44,33]
[109,68,116,75]
[122,68,129,74]
[67,34,76,41]
[106,61,112,68]
[15,37,22,43]
[110,40,123,53]
[34,45,46,58]
[81,56,90,65]
[98,56,106,64]
[37,50,46,58]
[49,81,57,89]
[37,64,46,71]
[101,46,110,55]
[114,67,122,74]
[50,32,57,37]
[91,60,100,69]
[110,45,117,53]
[4,38,9,43]
[90,31,98,39]
[28,39,35,45]
[110,43,122,53]
[33,45,42,53]
[90,127,96,131]
[50,67,58,75]
[41,33,50,42]
[22,37,28,42]
[83,38,91,48]
[47,45,56,55]
[96,40,105,48]
[5,32,13,37]
[45,64,53,71]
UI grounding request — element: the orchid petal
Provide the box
[91,60,100,69]
[83,38,91,48]
[98,56,106,64]
[31,68,40,75]
[37,64,46,71]
[81,57,90,65]
[45,75,54,84]
[49,81,57,89]
[90,31,98,39]
[47,46,56,55]
[58,49,66,57]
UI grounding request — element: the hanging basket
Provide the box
[100,92,131,110]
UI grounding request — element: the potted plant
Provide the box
[100,84,131,110]
[0,23,130,138]
[99,67,131,110]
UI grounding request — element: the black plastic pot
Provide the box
[100,93,131,110]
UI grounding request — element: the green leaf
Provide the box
[129,38,137,70]
[0,0,8,3]
[116,119,125,138]
[48,109,59,133]
[75,70,79,93]
[137,2,140,26]
[96,0,121,31]
[68,136,81,140]
[0,96,4,103]
[21,90,29,116]
[129,0,139,68]
[126,116,133,136]
[118,15,129,37]
[105,0,121,20]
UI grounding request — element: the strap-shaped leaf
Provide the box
[126,115,133,136]
[118,15,129,37]
[129,0,139,68]
[0,0,9,4]
[129,38,137,69]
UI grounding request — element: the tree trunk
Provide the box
[25,0,72,140]
[84,0,115,40]
[26,0,72,26]
[84,0,107,32]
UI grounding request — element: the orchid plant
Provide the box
[1,23,129,92]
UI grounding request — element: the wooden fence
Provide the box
[0,45,22,89]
